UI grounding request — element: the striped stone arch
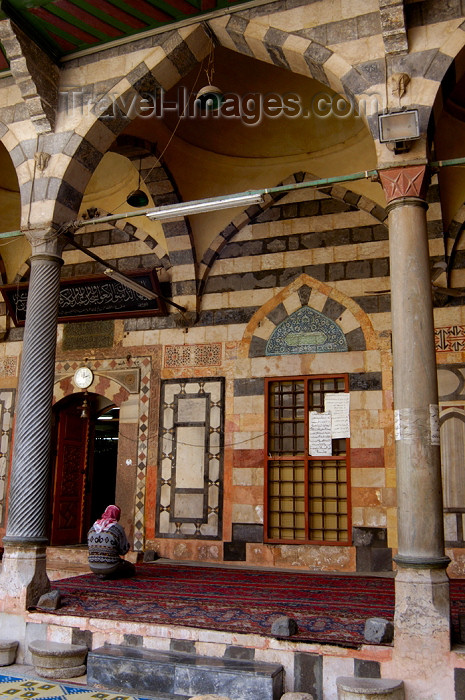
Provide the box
[198,172,388,299]
[441,201,465,289]
[78,206,170,271]
[0,121,32,231]
[210,13,465,143]
[74,151,196,308]
[53,371,130,407]
[239,273,377,360]
[429,24,465,144]
[13,207,171,283]
[208,16,371,105]
[130,153,196,305]
[11,24,211,232]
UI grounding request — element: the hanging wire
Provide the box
[116,427,268,449]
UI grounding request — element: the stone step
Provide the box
[87,645,284,700]
[46,546,90,580]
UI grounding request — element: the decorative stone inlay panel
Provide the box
[0,357,17,377]
[266,306,347,355]
[164,343,222,368]
[0,389,15,527]
[157,378,224,539]
[435,325,465,352]
[53,356,151,551]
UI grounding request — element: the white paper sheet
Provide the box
[309,411,332,456]
[324,393,350,438]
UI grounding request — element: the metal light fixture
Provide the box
[378,110,420,153]
[145,192,264,220]
[195,84,223,111]
[79,395,89,419]
[194,48,223,112]
[103,268,160,300]
[126,157,149,208]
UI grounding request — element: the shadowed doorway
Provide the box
[49,393,119,545]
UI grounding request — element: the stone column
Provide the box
[0,229,64,612]
[380,166,451,670]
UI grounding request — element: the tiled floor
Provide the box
[0,670,148,700]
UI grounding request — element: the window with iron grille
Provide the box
[265,375,350,544]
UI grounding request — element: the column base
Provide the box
[0,542,50,612]
[384,566,453,698]
[394,565,450,647]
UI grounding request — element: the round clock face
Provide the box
[74,366,94,389]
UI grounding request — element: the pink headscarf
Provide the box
[93,505,121,533]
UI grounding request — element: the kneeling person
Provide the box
[88,505,136,579]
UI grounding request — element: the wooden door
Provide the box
[50,401,90,545]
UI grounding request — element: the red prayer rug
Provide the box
[41,563,397,648]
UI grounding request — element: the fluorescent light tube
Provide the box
[103,269,159,300]
[145,192,264,220]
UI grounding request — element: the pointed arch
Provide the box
[239,273,377,359]
[199,172,388,301]
[208,17,371,106]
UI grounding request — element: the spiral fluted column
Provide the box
[5,254,62,541]
[0,234,64,611]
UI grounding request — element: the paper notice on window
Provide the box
[309,411,332,456]
[324,393,350,439]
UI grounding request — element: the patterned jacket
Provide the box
[87,523,130,569]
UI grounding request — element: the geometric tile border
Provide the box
[156,377,224,540]
[164,343,222,368]
[0,389,15,528]
[435,325,465,352]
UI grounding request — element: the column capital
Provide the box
[379,164,430,204]
[23,227,66,257]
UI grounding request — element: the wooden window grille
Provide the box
[265,375,350,544]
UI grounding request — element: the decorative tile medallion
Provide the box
[266,306,347,355]
[157,377,224,539]
[0,389,15,527]
[164,343,222,368]
[435,325,465,352]
[0,357,17,377]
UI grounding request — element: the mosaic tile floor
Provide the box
[0,674,151,700]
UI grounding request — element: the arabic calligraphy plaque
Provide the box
[0,270,166,325]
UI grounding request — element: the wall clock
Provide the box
[74,366,94,389]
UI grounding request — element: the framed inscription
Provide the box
[1,270,167,326]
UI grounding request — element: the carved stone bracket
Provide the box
[379,165,430,204]
[0,19,59,133]
[379,0,408,56]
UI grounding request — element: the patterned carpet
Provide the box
[38,564,399,648]
[0,674,148,700]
